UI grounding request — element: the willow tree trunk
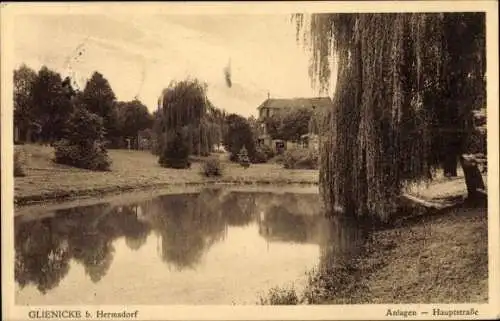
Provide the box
[460,155,485,200]
[443,154,458,177]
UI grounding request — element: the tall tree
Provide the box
[156,79,208,167]
[155,78,229,157]
[116,99,153,149]
[32,66,72,143]
[294,13,486,221]
[223,114,256,162]
[13,64,38,142]
[81,71,118,141]
[157,79,207,131]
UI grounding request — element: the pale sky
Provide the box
[13,13,326,117]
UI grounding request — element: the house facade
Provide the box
[256,96,333,153]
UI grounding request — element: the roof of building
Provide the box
[257,97,333,111]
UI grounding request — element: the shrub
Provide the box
[14,149,26,177]
[259,286,299,305]
[283,148,319,169]
[252,144,275,164]
[252,148,267,164]
[201,157,223,177]
[260,144,275,159]
[54,139,111,171]
[159,131,191,169]
[53,108,111,171]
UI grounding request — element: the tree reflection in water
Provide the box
[111,205,151,251]
[15,189,340,295]
[149,190,228,270]
[220,191,256,227]
[15,202,152,289]
[256,192,323,244]
[317,216,366,268]
[15,218,71,294]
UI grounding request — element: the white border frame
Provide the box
[2,1,499,320]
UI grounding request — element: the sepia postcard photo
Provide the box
[1,1,499,320]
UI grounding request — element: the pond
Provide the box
[14,187,364,305]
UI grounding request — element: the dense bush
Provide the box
[252,144,275,163]
[53,107,111,171]
[201,157,224,177]
[252,148,268,164]
[14,149,26,177]
[260,144,275,159]
[159,131,191,169]
[54,139,111,171]
[283,148,319,169]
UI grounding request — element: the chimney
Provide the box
[267,91,270,99]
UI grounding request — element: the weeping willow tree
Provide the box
[293,13,486,221]
[155,79,227,165]
[195,101,227,156]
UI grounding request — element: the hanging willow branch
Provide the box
[295,12,486,221]
[155,79,227,156]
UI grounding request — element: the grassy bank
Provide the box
[307,203,487,304]
[13,144,318,206]
[260,178,488,304]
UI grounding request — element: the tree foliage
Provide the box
[294,13,486,221]
[32,66,74,142]
[155,79,227,160]
[281,108,313,142]
[54,106,111,171]
[223,114,256,162]
[13,65,157,150]
[263,108,313,142]
[263,114,283,140]
[81,71,118,141]
[116,99,153,146]
[157,79,207,130]
[13,64,38,142]
[158,129,191,169]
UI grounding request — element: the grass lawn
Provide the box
[352,203,488,303]
[14,144,318,205]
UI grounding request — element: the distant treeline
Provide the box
[14,64,154,149]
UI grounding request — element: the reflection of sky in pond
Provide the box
[15,188,362,305]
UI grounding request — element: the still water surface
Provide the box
[15,188,362,305]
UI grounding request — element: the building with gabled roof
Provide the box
[257,96,333,121]
[255,95,333,153]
